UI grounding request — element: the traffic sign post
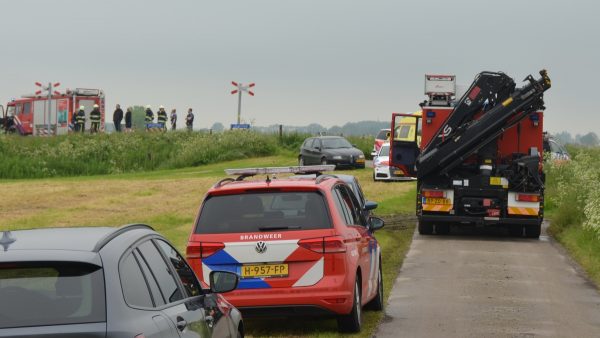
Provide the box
[231,81,255,125]
[35,81,60,135]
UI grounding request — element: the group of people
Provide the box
[72,104,196,133]
[71,104,106,133]
[141,105,195,132]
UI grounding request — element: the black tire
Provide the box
[435,223,450,235]
[298,156,305,166]
[373,172,377,181]
[365,263,384,311]
[418,220,434,235]
[337,277,362,333]
[525,223,541,238]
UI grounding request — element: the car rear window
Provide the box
[376,130,389,140]
[0,262,105,329]
[195,191,332,234]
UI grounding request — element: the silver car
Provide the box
[0,225,244,338]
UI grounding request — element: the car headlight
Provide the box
[332,155,342,160]
[358,154,365,159]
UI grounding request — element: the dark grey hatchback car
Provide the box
[298,136,366,169]
[0,225,243,338]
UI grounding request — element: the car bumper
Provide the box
[374,166,413,181]
[223,275,355,315]
[328,158,365,168]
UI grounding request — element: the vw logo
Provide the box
[255,241,267,254]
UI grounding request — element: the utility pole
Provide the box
[35,81,60,135]
[230,81,255,125]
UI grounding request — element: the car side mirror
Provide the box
[352,144,357,147]
[364,201,378,211]
[209,271,239,294]
[368,216,385,231]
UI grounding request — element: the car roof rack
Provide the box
[224,165,335,182]
[93,223,154,252]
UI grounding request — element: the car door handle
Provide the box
[176,316,187,331]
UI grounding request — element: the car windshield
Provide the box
[378,145,390,157]
[375,130,389,140]
[0,262,106,329]
[322,138,352,149]
[195,191,332,233]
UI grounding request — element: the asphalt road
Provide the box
[376,223,600,337]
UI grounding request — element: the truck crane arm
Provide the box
[422,71,516,154]
[417,70,551,179]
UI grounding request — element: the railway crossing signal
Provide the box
[35,81,61,135]
[231,81,255,125]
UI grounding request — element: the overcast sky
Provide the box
[1,0,598,134]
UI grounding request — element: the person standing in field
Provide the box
[157,106,168,131]
[72,106,81,132]
[186,108,194,131]
[76,106,86,133]
[125,107,133,132]
[145,105,154,130]
[90,104,101,133]
[113,104,123,132]
[170,108,177,131]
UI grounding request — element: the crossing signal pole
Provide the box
[230,81,255,125]
[35,81,60,135]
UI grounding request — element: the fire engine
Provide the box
[390,70,551,238]
[1,88,105,135]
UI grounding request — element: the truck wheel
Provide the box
[337,277,362,333]
[435,223,450,235]
[525,223,541,238]
[418,220,434,235]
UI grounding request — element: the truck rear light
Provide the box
[187,242,225,259]
[299,236,346,253]
[516,193,540,202]
[422,189,444,198]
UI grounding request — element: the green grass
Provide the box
[545,145,600,288]
[1,152,416,337]
[549,225,600,286]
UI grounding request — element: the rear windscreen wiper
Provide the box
[258,226,301,231]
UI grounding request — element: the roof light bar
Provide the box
[225,165,335,176]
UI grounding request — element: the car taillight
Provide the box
[516,193,540,202]
[187,242,225,259]
[422,189,444,198]
[299,236,346,253]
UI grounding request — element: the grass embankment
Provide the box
[546,146,600,286]
[0,131,309,179]
[1,154,416,338]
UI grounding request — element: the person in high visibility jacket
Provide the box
[157,105,167,131]
[76,106,86,133]
[90,104,101,133]
[145,105,154,130]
